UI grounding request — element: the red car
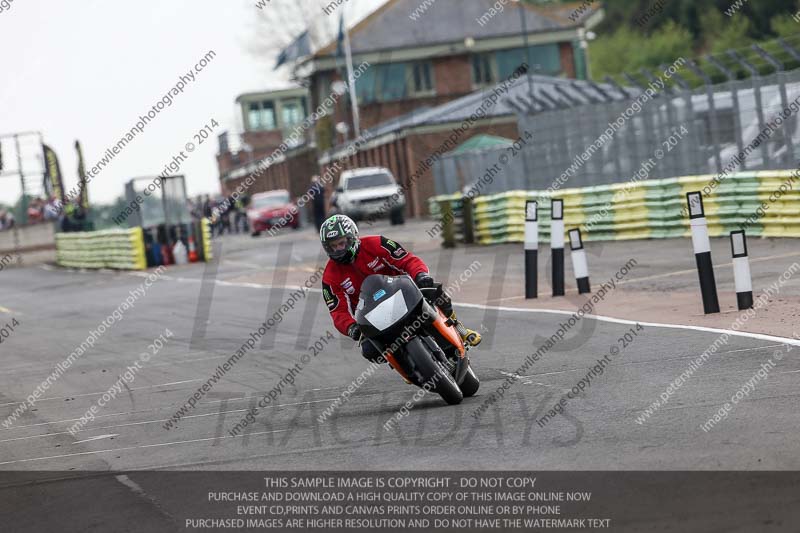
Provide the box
[248,190,299,236]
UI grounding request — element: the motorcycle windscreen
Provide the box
[363,291,409,331]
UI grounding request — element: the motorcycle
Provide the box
[355,274,480,405]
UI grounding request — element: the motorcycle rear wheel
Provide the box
[406,337,463,405]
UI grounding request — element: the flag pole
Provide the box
[75,140,89,211]
[342,8,361,139]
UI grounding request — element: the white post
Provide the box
[569,228,590,294]
[730,230,753,310]
[687,192,720,314]
[525,200,538,299]
[551,198,565,297]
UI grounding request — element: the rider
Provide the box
[320,214,481,362]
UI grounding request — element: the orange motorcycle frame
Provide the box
[431,307,466,358]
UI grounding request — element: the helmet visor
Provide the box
[323,234,357,262]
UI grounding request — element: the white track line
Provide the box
[0,354,266,389]
[73,434,118,444]
[0,397,342,432]
[222,260,263,270]
[0,429,289,466]
[0,408,253,443]
[0,379,203,408]
[127,270,321,293]
[455,302,800,347]
[497,343,789,380]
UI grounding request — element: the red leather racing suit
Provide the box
[322,235,428,336]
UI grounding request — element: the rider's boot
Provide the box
[449,312,482,347]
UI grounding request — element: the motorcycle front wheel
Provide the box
[405,337,463,405]
[459,366,480,397]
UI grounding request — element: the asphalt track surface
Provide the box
[1,221,799,531]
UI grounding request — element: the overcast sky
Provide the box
[0,0,377,206]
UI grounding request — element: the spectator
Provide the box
[209,198,221,236]
[43,196,60,221]
[211,196,230,236]
[203,195,212,219]
[0,210,16,231]
[234,194,250,233]
[60,201,85,232]
[221,196,234,235]
[27,198,45,224]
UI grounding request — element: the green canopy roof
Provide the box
[450,134,514,154]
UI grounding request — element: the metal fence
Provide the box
[124,175,191,228]
[434,68,800,196]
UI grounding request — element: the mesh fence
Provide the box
[433,69,800,195]
[124,175,190,228]
[162,175,191,226]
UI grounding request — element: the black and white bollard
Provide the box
[687,192,720,314]
[551,198,565,297]
[524,200,538,299]
[569,228,591,294]
[730,230,753,310]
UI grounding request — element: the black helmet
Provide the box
[320,214,360,264]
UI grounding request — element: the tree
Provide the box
[582,0,800,81]
[248,0,373,73]
[700,10,754,55]
[589,21,693,80]
[770,11,800,38]
[592,0,799,41]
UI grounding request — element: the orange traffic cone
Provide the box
[188,236,199,263]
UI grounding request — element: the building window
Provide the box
[281,98,305,129]
[412,61,434,95]
[353,61,434,103]
[356,63,408,103]
[355,67,378,103]
[247,101,276,130]
[495,44,561,79]
[317,75,334,109]
[378,63,408,101]
[471,44,562,88]
[218,131,229,154]
[472,53,495,87]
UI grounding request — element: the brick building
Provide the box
[216,86,319,201]
[217,0,603,217]
[303,0,603,145]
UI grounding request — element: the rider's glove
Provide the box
[414,272,435,289]
[347,323,362,341]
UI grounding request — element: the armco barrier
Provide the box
[55,218,214,270]
[430,171,800,245]
[56,228,147,270]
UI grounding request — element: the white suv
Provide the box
[333,167,406,225]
